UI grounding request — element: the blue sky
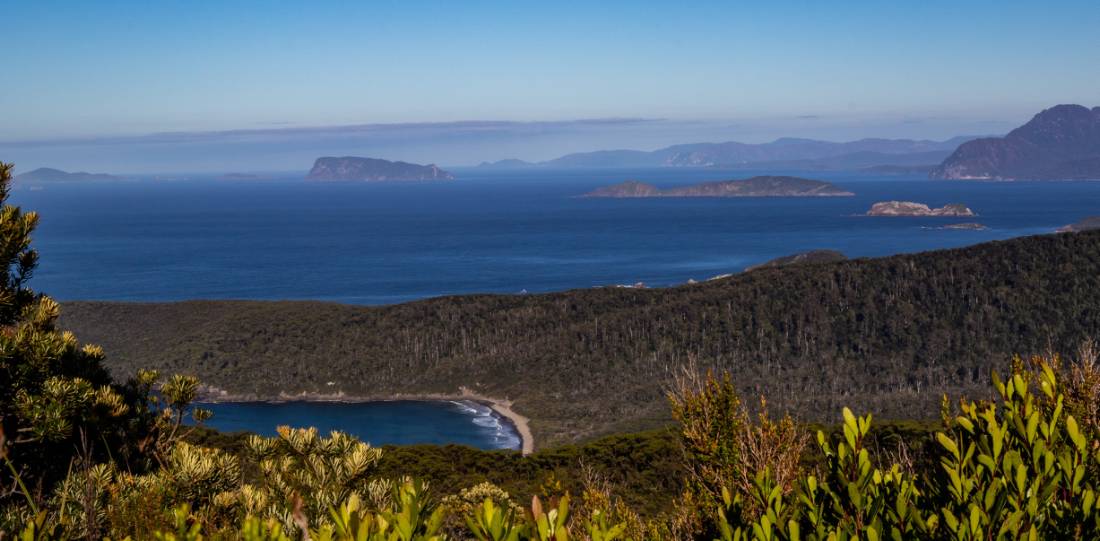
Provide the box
[2,0,1098,171]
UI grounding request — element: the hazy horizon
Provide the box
[4,1,1098,173]
[2,116,1011,175]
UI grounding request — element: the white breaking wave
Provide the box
[448,400,481,415]
[451,400,522,450]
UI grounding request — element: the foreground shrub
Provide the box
[712,354,1100,540]
[7,355,1100,540]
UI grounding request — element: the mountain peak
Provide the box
[931,104,1100,180]
[1006,104,1100,146]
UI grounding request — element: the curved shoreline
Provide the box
[455,388,534,456]
[197,386,534,455]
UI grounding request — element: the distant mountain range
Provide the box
[307,157,454,181]
[480,136,978,170]
[14,167,120,182]
[932,104,1100,180]
[582,176,853,198]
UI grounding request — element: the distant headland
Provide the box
[582,176,854,198]
[307,157,454,181]
[931,104,1100,180]
[1058,216,1100,233]
[14,167,120,182]
[745,249,847,271]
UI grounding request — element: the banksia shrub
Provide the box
[241,426,384,530]
[442,481,523,538]
[0,161,134,519]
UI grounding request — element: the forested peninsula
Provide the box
[62,230,1100,448]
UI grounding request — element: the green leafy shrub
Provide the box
[712,354,1100,540]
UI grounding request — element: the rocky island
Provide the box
[582,175,853,198]
[14,167,120,182]
[866,201,976,217]
[931,104,1100,180]
[306,156,454,181]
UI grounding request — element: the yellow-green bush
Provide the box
[713,355,1100,541]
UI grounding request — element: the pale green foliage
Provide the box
[50,462,116,537]
[144,442,242,505]
[130,369,215,465]
[444,482,521,518]
[1,296,127,445]
[443,481,523,539]
[239,425,384,529]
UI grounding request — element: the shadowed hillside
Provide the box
[62,231,1100,447]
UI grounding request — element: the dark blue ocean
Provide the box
[12,168,1099,449]
[13,168,1098,304]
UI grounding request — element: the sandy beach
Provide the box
[456,387,534,455]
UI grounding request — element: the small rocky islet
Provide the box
[582,175,854,198]
[865,201,976,217]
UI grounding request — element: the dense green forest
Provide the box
[64,230,1100,446]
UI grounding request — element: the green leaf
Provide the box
[937,432,959,459]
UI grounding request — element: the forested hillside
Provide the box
[63,231,1100,446]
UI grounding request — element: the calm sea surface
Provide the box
[14,168,1099,304]
[13,168,1099,448]
[198,400,523,451]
